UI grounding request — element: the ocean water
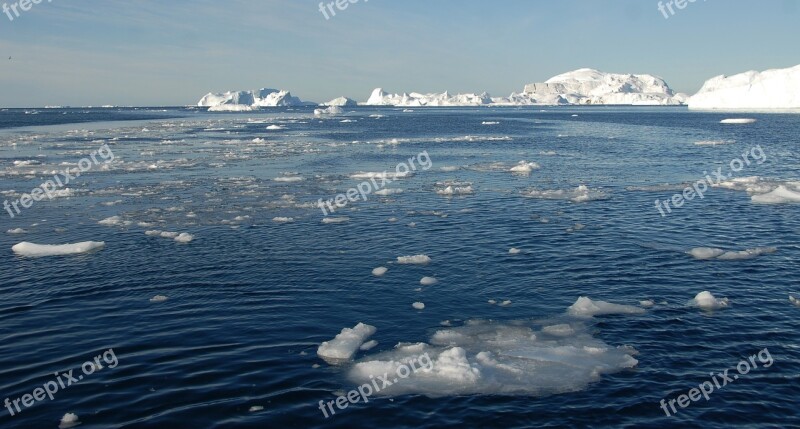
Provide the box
[0,106,798,428]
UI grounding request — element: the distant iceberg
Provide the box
[321,96,358,107]
[197,88,314,109]
[688,64,800,110]
[363,68,686,106]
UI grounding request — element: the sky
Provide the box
[0,0,797,107]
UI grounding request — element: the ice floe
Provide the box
[688,246,777,261]
[12,241,105,257]
[317,323,377,363]
[691,291,730,310]
[397,255,431,265]
[372,267,388,276]
[567,297,646,317]
[523,185,609,203]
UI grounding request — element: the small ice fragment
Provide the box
[59,413,79,429]
[174,233,194,243]
[412,302,426,310]
[322,217,350,224]
[499,300,512,307]
[640,300,655,307]
[150,295,168,303]
[420,276,438,286]
[509,248,521,254]
[567,297,646,317]
[720,118,757,124]
[691,291,730,310]
[12,241,104,257]
[360,340,378,351]
[397,254,431,265]
[249,406,264,412]
[488,300,497,305]
[317,323,377,362]
[372,267,388,277]
[273,217,295,223]
[6,228,26,234]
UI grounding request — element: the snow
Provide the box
[317,323,377,362]
[12,241,105,257]
[567,297,646,317]
[322,96,358,107]
[198,88,312,108]
[347,318,639,397]
[691,291,730,310]
[688,64,800,110]
[397,254,431,265]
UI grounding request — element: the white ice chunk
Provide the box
[691,291,730,310]
[397,254,431,265]
[12,241,105,257]
[567,297,646,317]
[317,323,377,363]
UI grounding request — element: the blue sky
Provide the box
[0,0,797,107]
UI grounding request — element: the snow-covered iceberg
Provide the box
[364,68,686,106]
[519,68,687,106]
[322,96,358,107]
[688,64,800,110]
[197,88,313,108]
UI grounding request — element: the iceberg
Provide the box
[197,88,314,108]
[364,68,685,106]
[688,64,800,110]
[322,96,358,107]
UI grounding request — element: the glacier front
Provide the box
[688,64,800,110]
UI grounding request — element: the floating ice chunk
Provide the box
[412,302,426,310]
[272,217,295,223]
[322,217,350,224]
[509,248,521,254]
[499,300,512,307]
[374,188,404,196]
[695,140,735,146]
[6,228,26,234]
[351,171,413,180]
[347,319,639,397]
[160,231,179,238]
[98,216,124,226]
[12,241,104,257]
[145,230,162,237]
[510,161,541,174]
[691,291,730,310]
[266,125,284,130]
[208,104,255,112]
[688,247,725,260]
[524,185,608,203]
[249,406,264,412]
[274,175,303,182]
[360,340,378,351]
[59,413,80,429]
[420,276,438,286]
[397,254,431,265]
[150,295,168,303]
[752,186,800,204]
[720,118,757,124]
[174,233,194,243]
[436,185,474,196]
[689,246,777,260]
[372,267,388,276]
[567,297,646,317]
[488,300,497,305]
[482,121,500,125]
[314,106,343,116]
[640,300,655,307]
[317,323,377,363]
[790,296,800,307]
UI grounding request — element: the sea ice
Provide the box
[567,297,645,317]
[372,267,388,276]
[12,241,105,257]
[420,277,438,286]
[397,255,431,265]
[412,302,426,310]
[317,323,377,363]
[691,291,730,310]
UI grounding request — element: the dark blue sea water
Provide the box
[0,107,798,428]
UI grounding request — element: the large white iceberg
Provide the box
[197,88,313,108]
[364,68,686,106]
[688,64,800,110]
